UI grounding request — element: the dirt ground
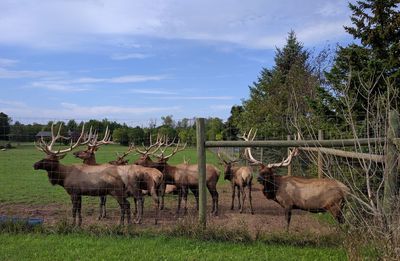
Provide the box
[0,183,338,236]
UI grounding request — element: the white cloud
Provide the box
[0,67,64,79]
[129,89,177,95]
[1,101,182,121]
[0,58,18,67]
[0,0,355,50]
[111,53,153,60]
[30,74,169,91]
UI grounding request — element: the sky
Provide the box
[0,0,356,126]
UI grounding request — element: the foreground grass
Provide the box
[0,232,346,261]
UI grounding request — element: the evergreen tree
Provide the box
[240,31,319,137]
[326,0,400,117]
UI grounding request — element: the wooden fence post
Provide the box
[318,130,324,178]
[287,135,292,176]
[196,118,207,228]
[384,110,399,213]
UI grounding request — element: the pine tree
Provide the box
[240,31,318,137]
[326,0,400,117]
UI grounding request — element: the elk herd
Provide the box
[33,124,349,231]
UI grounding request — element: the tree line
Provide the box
[0,113,228,146]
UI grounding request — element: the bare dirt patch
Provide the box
[0,183,338,236]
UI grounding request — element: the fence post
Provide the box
[196,118,207,228]
[384,110,399,213]
[287,135,292,176]
[318,130,324,178]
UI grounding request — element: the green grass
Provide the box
[0,232,346,261]
[0,144,225,205]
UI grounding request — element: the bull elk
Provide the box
[33,123,131,226]
[134,137,220,216]
[217,151,254,214]
[73,126,113,219]
[108,142,164,224]
[243,129,349,231]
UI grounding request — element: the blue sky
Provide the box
[0,0,355,126]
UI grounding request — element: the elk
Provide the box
[108,143,164,224]
[72,126,113,219]
[244,129,349,231]
[33,123,131,226]
[134,137,220,216]
[217,151,254,214]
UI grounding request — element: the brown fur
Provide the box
[135,155,220,216]
[33,155,130,226]
[73,148,108,219]
[257,166,349,231]
[223,164,254,214]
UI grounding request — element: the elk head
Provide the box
[216,151,239,181]
[240,129,299,197]
[34,123,85,171]
[73,126,113,163]
[109,143,136,165]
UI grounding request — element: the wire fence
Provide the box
[0,116,398,244]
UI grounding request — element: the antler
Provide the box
[239,129,263,165]
[86,126,113,149]
[134,134,163,156]
[217,149,240,164]
[152,137,187,161]
[35,123,85,156]
[266,148,299,168]
[114,143,137,163]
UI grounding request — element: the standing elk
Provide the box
[33,124,131,226]
[217,152,254,214]
[72,126,113,219]
[108,143,164,224]
[243,129,350,231]
[134,137,220,216]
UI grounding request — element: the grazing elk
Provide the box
[217,152,254,214]
[134,137,220,216]
[73,126,113,219]
[244,129,349,231]
[33,124,131,226]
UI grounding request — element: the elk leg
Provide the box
[208,187,219,216]
[160,182,166,210]
[133,198,139,217]
[285,208,292,232]
[190,187,199,211]
[99,196,107,220]
[329,202,345,224]
[182,187,188,215]
[71,194,78,226]
[77,196,82,226]
[248,183,254,215]
[240,187,245,214]
[134,197,143,224]
[151,186,159,225]
[176,188,182,216]
[237,187,241,211]
[230,184,235,210]
[124,198,131,225]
